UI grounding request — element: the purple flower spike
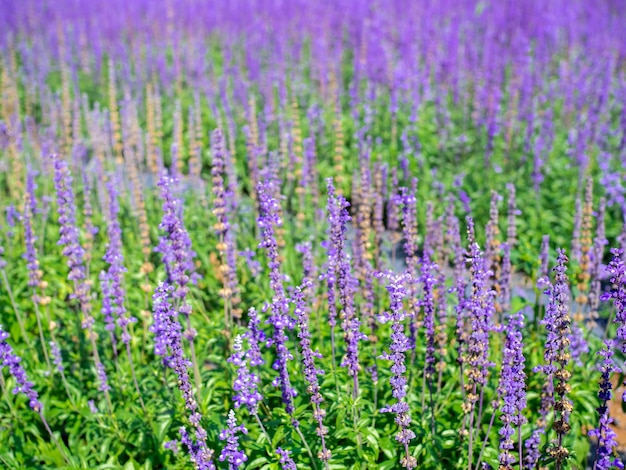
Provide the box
[156,170,197,302]
[276,448,297,470]
[218,410,248,470]
[229,334,263,414]
[588,343,624,470]
[150,283,214,469]
[0,324,43,412]
[257,179,297,416]
[497,309,527,468]
[293,280,331,463]
[376,271,417,469]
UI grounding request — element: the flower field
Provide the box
[1,1,626,469]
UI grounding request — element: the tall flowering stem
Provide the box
[256,179,297,416]
[485,191,502,316]
[602,249,626,392]
[325,179,340,380]
[51,154,112,410]
[541,250,573,469]
[420,254,437,423]
[376,271,416,469]
[396,180,419,353]
[211,128,240,327]
[497,309,527,470]
[151,283,215,470]
[446,201,467,397]
[102,177,144,411]
[228,331,271,447]
[156,170,201,392]
[327,179,365,402]
[575,178,593,322]
[293,280,331,467]
[0,325,69,463]
[23,188,51,371]
[218,410,248,470]
[588,343,623,470]
[464,218,495,470]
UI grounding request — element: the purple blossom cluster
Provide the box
[0,324,42,412]
[151,283,214,469]
[256,179,297,416]
[218,410,248,470]
[229,334,263,413]
[156,171,197,301]
[376,271,416,469]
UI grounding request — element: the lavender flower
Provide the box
[229,335,263,413]
[497,309,527,469]
[151,283,214,469]
[212,128,239,321]
[588,343,624,470]
[51,154,109,395]
[0,324,42,412]
[23,191,42,289]
[540,250,573,467]
[602,249,626,396]
[571,197,582,264]
[293,280,331,463]
[50,341,64,373]
[376,271,417,469]
[420,257,437,380]
[102,177,136,344]
[50,154,88,307]
[156,170,197,301]
[396,181,420,350]
[218,410,248,470]
[464,218,495,414]
[276,448,297,470]
[257,179,297,415]
[328,181,366,391]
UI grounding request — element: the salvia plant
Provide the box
[1,1,626,469]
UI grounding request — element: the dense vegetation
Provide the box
[1,1,626,469]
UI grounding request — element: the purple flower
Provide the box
[23,191,42,289]
[602,249,626,397]
[446,201,467,366]
[293,280,331,462]
[212,129,239,309]
[464,218,495,412]
[276,448,297,470]
[588,343,624,470]
[102,177,136,345]
[0,324,42,412]
[571,197,582,264]
[420,257,437,379]
[257,179,297,415]
[229,334,263,414]
[396,180,420,350]
[156,171,197,302]
[538,249,573,464]
[328,181,365,385]
[88,400,99,414]
[376,271,417,469]
[497,309,527,468]
[218,410,248,470]
[50,154,88,307]
[150,283,215,469]
[50,341,64,373]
